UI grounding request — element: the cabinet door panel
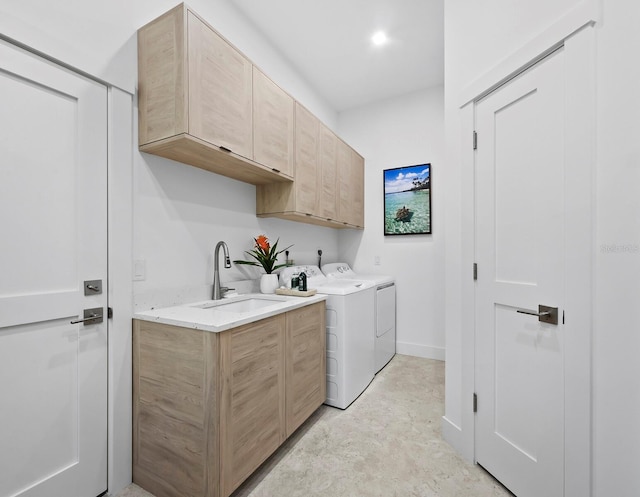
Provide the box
[220,315,285,496]
[286,302,326,437]
[351,150,365,227]
[137,4,187,145]
[337,141,365,227]
[294,103,320,215]
[188,12,252,159]
[336,139,351,226]
[254,68,294,176]
[318,125,337,220]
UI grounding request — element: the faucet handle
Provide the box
[221,286,235,296]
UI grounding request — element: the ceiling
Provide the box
[229,0,444,112]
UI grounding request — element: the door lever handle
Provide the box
[71,307,104,325]
[516,305,558,325]
[516,308,550,317]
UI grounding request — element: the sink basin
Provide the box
[191,296,287,314]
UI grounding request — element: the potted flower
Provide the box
[233,235,292,293]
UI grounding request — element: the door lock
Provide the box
[84,279,103,295]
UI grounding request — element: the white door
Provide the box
[474,48,566,497]
[0,40,108,497]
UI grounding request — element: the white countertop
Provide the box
[133,293,327,333]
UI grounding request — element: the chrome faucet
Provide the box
[212,241,234,300]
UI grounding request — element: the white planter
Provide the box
[260,273,279,294]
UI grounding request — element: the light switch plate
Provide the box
[133,259,146,281]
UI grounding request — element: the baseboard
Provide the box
[396,341,445,361]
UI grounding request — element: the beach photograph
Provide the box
[383,163,431,235]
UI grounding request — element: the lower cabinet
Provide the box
[133,301,326,497]
[285,304,326,437]
[219,313,286,496]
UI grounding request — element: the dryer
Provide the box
[279,265,375,409]
[322,263,396,373]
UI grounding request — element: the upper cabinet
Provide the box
[256,103,364,229]
[187,12,253,159]
[138,4,290,185]
[138,4,364,227]
[253,68,295,177]
[338,145,365,228]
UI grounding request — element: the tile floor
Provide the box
[117,355,512,497]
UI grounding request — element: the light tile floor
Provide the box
[117,355,512,497]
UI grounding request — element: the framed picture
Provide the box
[383,163,431,235]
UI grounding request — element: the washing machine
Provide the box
[279,265,375,409]
[322,263,396,373]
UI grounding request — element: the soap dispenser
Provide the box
[298,271,307,292]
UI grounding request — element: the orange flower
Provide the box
[234,235,293,274]
[255,235,270,252]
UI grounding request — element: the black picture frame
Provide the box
[383,163,432,235]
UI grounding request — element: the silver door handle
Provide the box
[516,305,558,325]
[516,308,550,317]
[71,307,104,325]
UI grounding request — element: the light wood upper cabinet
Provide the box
[137,4,290,185]
[351,150,365,227]
[338,143,365,228]
[253,68,294,177]
[188,11,253,159]
[293,103,321,215]
[256,103,364,229]
[138,3,364,225]
[318,124,338,221]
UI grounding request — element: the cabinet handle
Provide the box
[219,146,232,153]
[272,168,280,173]
[306,213,312,217]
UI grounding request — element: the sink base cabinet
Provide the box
[132,301,326,497]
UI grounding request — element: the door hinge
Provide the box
[107,307,113,319]
[473,130,478,150]
[473,393,478,413]
[473,263,478,281]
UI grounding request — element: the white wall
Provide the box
[133,152,340,307]
[593,1,640,493]
[337,87,446,360]
[444,0,640,495]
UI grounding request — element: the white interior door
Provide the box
[474,48,566,497]
[0,40,108,497]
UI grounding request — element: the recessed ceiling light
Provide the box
[371,31,388,47]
